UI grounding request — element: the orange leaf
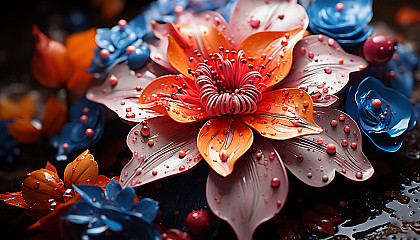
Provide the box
[42,95,68,136]
[238,27,305,89]
[44,161,57,173]
[95,175,112,189]
[64,149,98,188]
[241,88,322,140]
[32,25,73,88]
[0,93,35,120]
[197,115,253,177]
[7,119,42,143]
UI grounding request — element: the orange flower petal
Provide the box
[63,149,98,188]
[166,101,211,123]
[32,25,73,88]
[42,95,68,136]
[7,119,42,143]
[238,27,305,89]
[138,75,178,114]
[65,27,97,99]
[167,23,230,79]
[197,115,253,177]
[241,88,323,140]
[0,93,35,120]
[138,75,204,119]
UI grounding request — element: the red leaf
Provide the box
[313,203,344,223]
[44,161,58,173]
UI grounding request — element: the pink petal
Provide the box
[206,135,288,240]
[278,35,367,107]
[86,62,168,123]
[229,0,308,48]
[271,108,374,187]
[119,116,203,188]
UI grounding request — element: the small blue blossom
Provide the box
[88,21,150,75]
[63,180,161,240]
[307,0,373,46]
[385,44,419,97]
[346,77,416,152]
[50,98,104,161]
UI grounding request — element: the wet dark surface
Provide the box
[0,0,420,239]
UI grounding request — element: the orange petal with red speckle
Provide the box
[241,88,322,140]
[167,102,211,123]
[44,161,57,174]
[21,169,66,210]
[32,25,73,88]
[238,27,305,89]
[63,149,98,188]
[197,115,253,177]
[7,119,42,144]
[42,95,67,136]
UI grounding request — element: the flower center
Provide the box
[194,50,267,116]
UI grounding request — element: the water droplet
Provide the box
[326,143,336,154]
[355,172,363,179]
[109,75,118,86]
[85,128,94,138]
[351,142,357,149]
[269,152,275,160]
[317,138,324,144]
[341,139,348,147]
[372,99,382,108]
[335,2,345,11]
[339,114,346,121]
[152,170,158,176]
[271,177,280,188]
[307,172,313,178]
[324,67,332,74]
[322,175,329,182]
[256,152,262,159]
[249,17,260,28]
[33,182,40,189]
[344,126,350,133]
[148,139,154,146]
[220,150,228,162]
[141,125,151,137]
[330,120,338,127]
[179,150,186,158]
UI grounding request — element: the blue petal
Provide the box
[387,44,419,97]
[355,77,413,138]
[365,132,403,152]
[63,201,96,224]
[85,218,109,236]
[73,184,106,208]
[99,214,123,232]
[132,198,159,224]
[52,98,105,161]
[157,0,188,15]
[95,28,113,51]
[122,220,162,240]
[308,0,373,46]
[105,179,135,211]
[127,42,150,70]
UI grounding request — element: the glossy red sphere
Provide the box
[363,34,395,65]
[184,210,214,237]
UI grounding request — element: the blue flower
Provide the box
[385,44,419,97]
[307,0,373,46]
[88,20,150,75]
[50,98,104,161]
[0,120,20,163]
[346,77,416,152]
[63,180,161,240]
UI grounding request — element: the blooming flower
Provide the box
[63,179,161,240]
[307,0,373,46]
[346,76,417,152]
